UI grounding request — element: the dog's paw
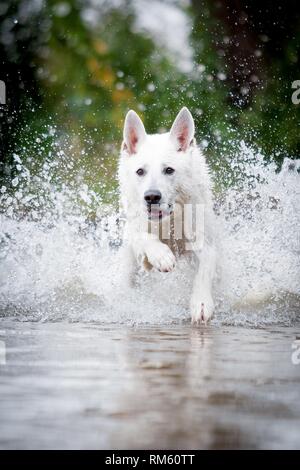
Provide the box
[145,242,176,272]
[190,292,214,325]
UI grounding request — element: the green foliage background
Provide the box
[0,0,299,201]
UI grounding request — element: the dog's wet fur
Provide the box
[118,107,216,324]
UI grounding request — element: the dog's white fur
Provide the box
[118,107,216,323]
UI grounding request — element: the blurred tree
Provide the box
[0,0,299,196]
[0,0,45,172]
[192,0,300,156]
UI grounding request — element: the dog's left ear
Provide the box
[169,107,195,152]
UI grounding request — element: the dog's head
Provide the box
[119,107,196,220]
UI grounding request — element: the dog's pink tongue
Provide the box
[149,208,161,217]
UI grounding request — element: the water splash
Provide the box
[215,143,300,325]
[0,140,299,326]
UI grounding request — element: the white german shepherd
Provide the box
[118,107,216,324]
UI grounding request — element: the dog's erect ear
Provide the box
[122,110,146,155]
[169,107,195,152]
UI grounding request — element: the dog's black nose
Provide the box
[144,190,162,204]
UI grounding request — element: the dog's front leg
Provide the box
[132,233,176,273]
[190,243,216,324]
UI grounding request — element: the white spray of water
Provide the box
[215,143,300,325]
[0,141,299,326]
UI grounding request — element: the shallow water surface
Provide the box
[0,320,299,449]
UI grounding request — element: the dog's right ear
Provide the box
[122,110,146,155]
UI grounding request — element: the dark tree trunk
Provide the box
[192,0,300,107]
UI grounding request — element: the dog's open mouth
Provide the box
[147,205,173,220]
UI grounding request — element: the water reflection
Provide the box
[0,322,299,449]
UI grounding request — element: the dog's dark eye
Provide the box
[136,168,145,176]
[164,167,175,175]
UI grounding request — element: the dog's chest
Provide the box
[148,215,189,257]
[163,236,186,257]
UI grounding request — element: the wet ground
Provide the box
[0,320,300,449]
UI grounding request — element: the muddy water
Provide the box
[0,320,299,449]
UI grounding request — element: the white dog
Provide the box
[118,107,216,324]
